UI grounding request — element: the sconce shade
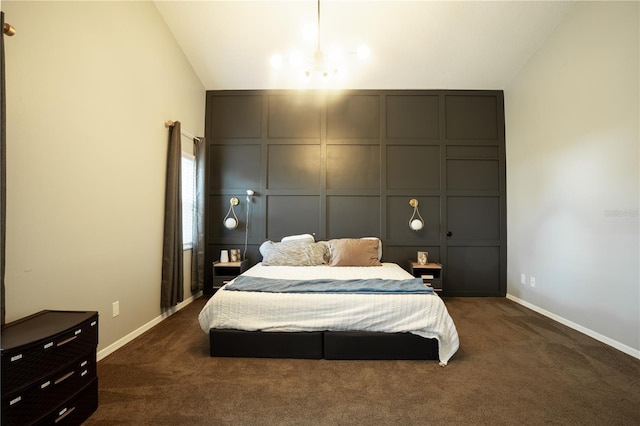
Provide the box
[224,217,238,230]
[410,218,424,231]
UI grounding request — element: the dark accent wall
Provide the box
[204,90,506,297]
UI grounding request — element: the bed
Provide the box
[198,237,459,365]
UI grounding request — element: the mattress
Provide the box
[198,262,459,364]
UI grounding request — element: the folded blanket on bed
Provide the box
[224,276,435,294]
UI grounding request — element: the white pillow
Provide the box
[361,237,382,260]
[281,233,315,243]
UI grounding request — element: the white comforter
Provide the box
[198,263,459,364]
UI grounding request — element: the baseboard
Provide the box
[96,292,202,361]
[506,293,640,360]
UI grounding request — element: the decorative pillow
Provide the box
[328,238,382,267]
[281,233,315,243]
[260,240,328,266]
[361,237,383,260]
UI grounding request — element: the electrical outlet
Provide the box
[530,277,536,287]
[521,273,526,285]
[112,301,120,317]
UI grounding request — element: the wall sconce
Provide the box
[409,198,424,231]
[223,197,239,230]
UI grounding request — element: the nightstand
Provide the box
[409,262,443,294]
[211,259,249,294]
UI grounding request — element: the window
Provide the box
[181,152,196,249]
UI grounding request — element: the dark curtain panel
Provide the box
[161,122,184,308]
[191,138,205,293]
[1,12,7,325]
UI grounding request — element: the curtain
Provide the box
[160,122,184,308]
[191,138,205,293]
[1,12,7,325]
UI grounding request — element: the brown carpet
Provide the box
[84,297,640,425]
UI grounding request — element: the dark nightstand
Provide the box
[211,259,249,294]
[409,262,443,294]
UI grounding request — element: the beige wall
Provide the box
[505,1,639,353]
[3,1,205,353]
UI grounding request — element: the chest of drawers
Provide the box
[1,310,99,425]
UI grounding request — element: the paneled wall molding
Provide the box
[205,90,506,296]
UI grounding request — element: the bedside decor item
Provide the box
[220,250,229,263]
[223,197,239,230]
[418,251,428,265]
[230,249,240,262]
[408,198,424,231]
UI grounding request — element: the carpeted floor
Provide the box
[84,297,640,425]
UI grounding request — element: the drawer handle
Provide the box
[57,335,78,347]
[54,371,75,385]
[55,406,76,423]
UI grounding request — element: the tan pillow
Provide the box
[329,239,382,267]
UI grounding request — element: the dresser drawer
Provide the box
[2,350,96,426]
[38,377,98,425]
[1,311,98,393]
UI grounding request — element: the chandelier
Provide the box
[270,0,370,81]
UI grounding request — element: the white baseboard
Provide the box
[96,292,202,362]
[506,293,640,360]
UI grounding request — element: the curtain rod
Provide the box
[4,23,16,36]
[165,120,201,142]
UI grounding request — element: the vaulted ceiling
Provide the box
[154,0,575,90]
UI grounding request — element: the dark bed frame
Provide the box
[209,329,439,360]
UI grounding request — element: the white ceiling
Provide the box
[154,0,576,90]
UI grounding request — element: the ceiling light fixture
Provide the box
[270,0,370,81]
